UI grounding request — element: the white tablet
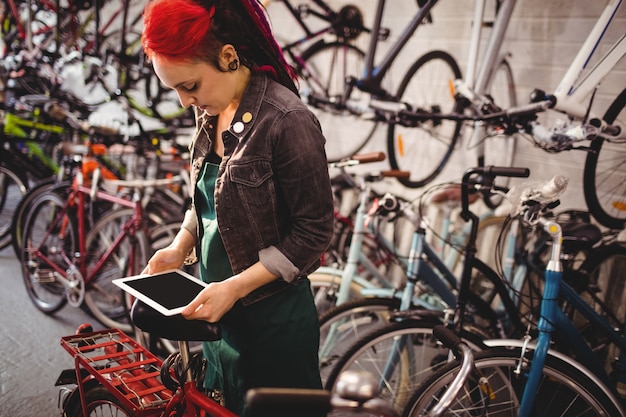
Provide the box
[113,269,208,316]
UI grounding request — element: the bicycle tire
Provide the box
[323,319,486,414]
[309,269,365,316]
[319,296,401,385]
[583,87,626,230]
[83,208,150,333]
[481,57,518,208]
[572,242,626,379]
[387,50,463,188]
[297,40,375,162]
[401,346,625,417]
[63,384,134,417]
[0,163,29,250]
[10,178,66,258]
[20,191,76,313]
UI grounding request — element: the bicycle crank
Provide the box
[63,265,85,307]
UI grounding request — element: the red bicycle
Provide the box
[55,300,432,417]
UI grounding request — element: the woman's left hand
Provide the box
[181,280,238,322]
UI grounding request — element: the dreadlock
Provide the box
[142,0,298,95]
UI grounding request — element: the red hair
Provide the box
[142,0,214,61]
[142,0,298,94]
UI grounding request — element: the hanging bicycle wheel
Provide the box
[83,208,150,333]
[387,50,464,188]
[297,40,376,162]
[480,57,519,208]
[401,347,625,417]
[583,88,626,230]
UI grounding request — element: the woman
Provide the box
[140,0,334,414]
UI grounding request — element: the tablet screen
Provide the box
[114,269,207,315]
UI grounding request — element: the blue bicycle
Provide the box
[400,173,626,417]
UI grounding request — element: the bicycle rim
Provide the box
[402,347,625,417]
[387,50,463,188]
[83,208,149,333]
[11,179,66,258]
[583,88,626,229]
[319,297,401,385]
[480,58,518,208]
[575,242,626,380]
[20,191,74,313]
[308,270,365,316]
[298,40,377,162]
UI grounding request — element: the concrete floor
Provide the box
[0,245,105,416]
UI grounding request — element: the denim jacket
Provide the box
[180,73,334,305]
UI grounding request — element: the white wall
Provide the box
[265,0,626,221]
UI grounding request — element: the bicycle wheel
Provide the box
[319,297,401,384]
[20,191,76,313]
[83,208,150,333]
[387,50,463,188]
[584,88,626,230]
[63,384,134,417]
[0,163,29,250]
[574,242,626,378]
[297,40,375,162]
[402,347,625,417]
[324,319,486,415]
[309,269,365,316]
[11,178,66,258]
[481,57,518,207]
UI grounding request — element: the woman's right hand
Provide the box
[142,246,187,275]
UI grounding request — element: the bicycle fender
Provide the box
[54,368,91,386]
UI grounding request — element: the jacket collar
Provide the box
[226,72,267,142]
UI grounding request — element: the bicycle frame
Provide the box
[356,0,438,97]
[552,0,626,124]
[272,0,338,51]
[469,0,626,139]
[25,173,143,301]
[488,189,626,416]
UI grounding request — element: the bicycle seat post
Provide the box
[177,340,194,382]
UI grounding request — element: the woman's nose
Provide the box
[177,92,195,109]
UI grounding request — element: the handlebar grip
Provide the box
[469,166,530,178]
[433,325,461,351]
[351,152,386,163]
[380,170,411,178]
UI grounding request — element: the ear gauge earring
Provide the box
[228,59,239,71]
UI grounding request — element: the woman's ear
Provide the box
[219,44,238,71]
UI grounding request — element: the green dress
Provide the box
[195,155,322,416]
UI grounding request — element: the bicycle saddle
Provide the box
[558,210,603,252]
[131,300,221,342]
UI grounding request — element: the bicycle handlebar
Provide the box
[427,325,474,417]
[246,370,400,417]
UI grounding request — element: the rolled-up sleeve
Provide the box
[268,108,334,277]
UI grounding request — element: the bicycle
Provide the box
[318,167,539,406]
[311,152,419,314]
[389,0,626,225]
[319,163,626,414]
[17,155,167,331]
[400,175,626,417]
[289,0,450,164]
[55,301,472,417]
